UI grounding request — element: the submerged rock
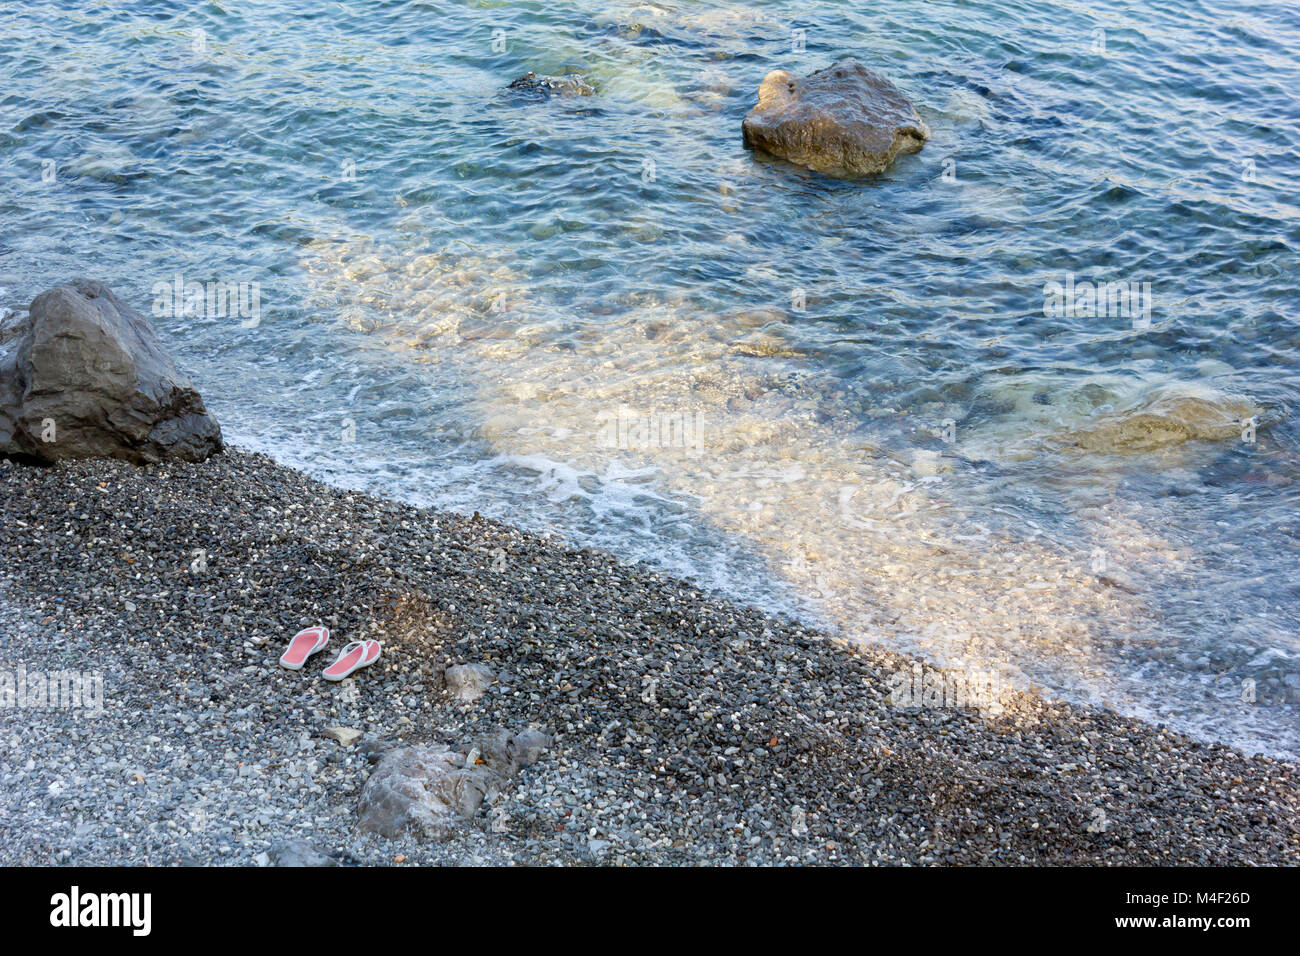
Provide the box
[1063,389,1264,453]
[505,71,595,98]
[741,59,928,177]
[357,728,550,839]
[0,279,223,464]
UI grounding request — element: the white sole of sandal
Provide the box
[322,639,381,681]
[279,626,330,670]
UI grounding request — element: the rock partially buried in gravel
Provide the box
[505,71,595,98]
[0,278,223,464]
[357,728,550,839]
[269,839,338,867]
[741,59,928,177]
[444,662,495,701]
[322,726,363,746]
[356,734,400,765]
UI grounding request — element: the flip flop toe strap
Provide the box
[327,641,368,673]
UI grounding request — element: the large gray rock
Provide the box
[0,279,222,464]
[741,59,928,177]
[357,728,550,839]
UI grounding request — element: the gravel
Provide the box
[0,447,1296,866]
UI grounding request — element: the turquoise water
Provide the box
[3,0,1298,757]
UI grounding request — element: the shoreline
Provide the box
[0,446,1296,865]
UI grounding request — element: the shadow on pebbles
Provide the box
[0,448,1296,865]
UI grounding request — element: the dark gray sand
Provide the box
[0,448,1296,865]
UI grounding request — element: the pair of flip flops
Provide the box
[279,626,381,681]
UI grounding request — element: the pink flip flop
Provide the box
[280,626,329,670]
[322,640,382,682]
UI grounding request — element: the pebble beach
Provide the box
[1,447,1296,866]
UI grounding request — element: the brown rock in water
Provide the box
[0,279,223,464]
[742,59,928,177]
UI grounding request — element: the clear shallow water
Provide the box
[3,0,1298,756]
